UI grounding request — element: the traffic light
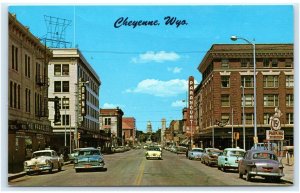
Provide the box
[78,132,81,140]
[54,96,61,123]
[81,85,87,116]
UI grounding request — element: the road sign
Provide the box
[270,117,281,130]
[266,130,284,140]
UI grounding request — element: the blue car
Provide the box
[188,148,204,160]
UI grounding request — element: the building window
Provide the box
[104,118,111,125]
[10,81,13,107]
[240,58,253,68]
[221,114,230,123]
[264,94,279,107]
[25,54,31,78]
[286,75,294,87]
[11,45,19,71]
[62,64,69,75]
[54,64,61,76]
[62,98,70,109]
[221,76,230,88]
[263,75,278,88]
[241,76,254,88]
[17,85,20,109]
[221,94,230,107]
[241,94,254,107]
[263,113,272,125]
[221,59,229,68]
[285,59,293,68]
[62,115,70,126]
[263,58,270,67]
[286,113,293,124]
[245,113,254,125]
[286,94,293,107]
[62,81,69,92]
[271,59,278,67]
[25,88,31,112]
[14,83,17,108]
[54,81,61,92]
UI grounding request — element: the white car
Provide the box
[145,146,162,160]
[24,149,64,174]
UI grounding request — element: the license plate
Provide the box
[84,165,92,168]
[263,169,272,172]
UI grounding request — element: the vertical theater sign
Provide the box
[187,76,195,147]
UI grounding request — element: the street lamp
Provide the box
[63,96,67,147]
[231,35,257,149]
[241,85,246,150]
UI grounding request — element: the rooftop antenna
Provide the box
[43,15,72,48]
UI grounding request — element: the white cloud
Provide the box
[167,67,182,74]
[102,103,124,109]
[131,51,180,63]
[171,100,186,108]
[126,79,188,97]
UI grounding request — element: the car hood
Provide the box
[25,156,50,165]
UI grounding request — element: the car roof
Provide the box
[224,148,245,151]
[192,148,203,150]
[33,150,54,153]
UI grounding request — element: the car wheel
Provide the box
[239,171,243,178]
[246,172,252,181]
[217,165,221,170]
[49,164,53,173]
[222,166,226,172]
[58,163,62,171]
[75,169,79,173]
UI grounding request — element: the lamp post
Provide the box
[241,85,246,150]
[231,35,257,149]
[63,96,67,147]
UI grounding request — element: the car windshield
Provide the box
[32,152,51,157]
[192,149,203,152]
[252,152,277,160]
[78,150,100,156]
[229,151,245,157]
[148,147,160,151]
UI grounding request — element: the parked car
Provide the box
[24,149,64,175]
[238,149,284,182]
[145,146,162,160]
[188,148,204,160]
[74,147,106,172]
[175,146,188,154]
[201,148,219,164]
[217,148,245,172]
[203,149,223,166]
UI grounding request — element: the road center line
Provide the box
[133,158,146,185]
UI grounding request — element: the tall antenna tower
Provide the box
[43,15,72,48]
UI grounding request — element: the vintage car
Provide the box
[74,148,105,172]
[24,149,64,175]
[145,146,162,160]
[188,148,204,160]
[203,149,223,166]
[217,148,245,172]
[238,149,284,182]
[201,148,219,164]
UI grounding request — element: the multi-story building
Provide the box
[161,118,166,145]
[48,48,101,150]
[8,13,52,172]
[122,117,136,146]
[168,120,184,146]
[196,44,293,150]
[99,108,124,149]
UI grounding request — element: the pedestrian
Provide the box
[186,148,189,158]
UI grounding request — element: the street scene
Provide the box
[4,4,295,188]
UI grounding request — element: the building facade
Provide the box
[122,117,136,146]
[8,13,53,172]
[146,121,152,133]
[48,48,101,151]
[196,44,293,150]
[99,108,124,150]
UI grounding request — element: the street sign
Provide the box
[266,130,284,140]
[270,117,281,130]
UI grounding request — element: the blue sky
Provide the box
[8,5,294,132]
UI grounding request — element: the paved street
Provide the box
[8,149,291,187]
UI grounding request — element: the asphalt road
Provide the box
[8,149,291,187]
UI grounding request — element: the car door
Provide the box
[239,151,247,173]
[218,151,225,166]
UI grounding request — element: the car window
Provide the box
[252,152,277,160]
[32,152,52,157]
[193,149,203,152]
[79,150,100,156]
[229,151,244,157]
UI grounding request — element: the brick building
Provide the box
[196,44,293,150]
[122,117,136,146]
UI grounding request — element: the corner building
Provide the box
[196,44,293,150]
[48,48,101,150]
